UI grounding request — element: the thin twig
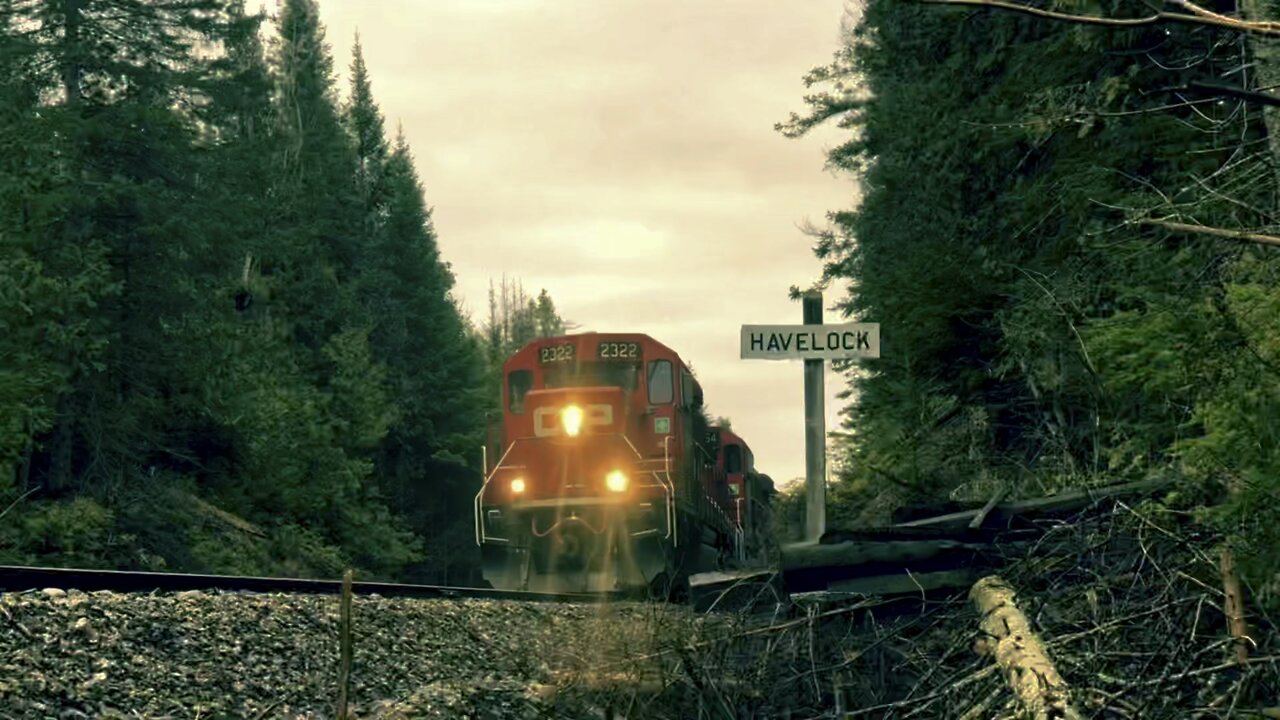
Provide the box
[0,487,38,522]
[917,0,1280,35]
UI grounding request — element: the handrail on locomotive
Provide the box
[475,432,676,547]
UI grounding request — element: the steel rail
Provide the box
[0,565,623,604]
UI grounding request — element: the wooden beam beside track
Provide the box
[779,537,989,570]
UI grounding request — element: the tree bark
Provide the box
[1219,545,1253,664]
[970,575,1083,720]
[62,0,82,105]
[46,405,74,494]
[1241,0,1280,203]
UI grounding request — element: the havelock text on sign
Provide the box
[740,323,881,361]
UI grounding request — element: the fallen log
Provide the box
[970,575,1082,720]
[780,537,989,571]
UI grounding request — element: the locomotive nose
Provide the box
[527,386,625,439]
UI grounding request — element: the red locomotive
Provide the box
[474,332,774,596]
[708,426,776,564]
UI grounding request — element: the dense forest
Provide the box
[0,0,565,583]
[783,1,1280,606]
[5,0,1278,613]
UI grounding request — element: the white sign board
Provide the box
[740,323,880,361]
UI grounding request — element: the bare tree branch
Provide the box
[917,0,1280,36]
[0,488,37,522]
[1141,218,1280,246]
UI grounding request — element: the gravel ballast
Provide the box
[0,587,685,719]
[8,503,1255,719]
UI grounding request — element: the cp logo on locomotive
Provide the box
[533,404,614,437]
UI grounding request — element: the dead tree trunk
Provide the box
[1219,545,1253,664]
[1240,0,1280,202]
[969,575,1082,720]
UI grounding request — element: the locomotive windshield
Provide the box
[508,370,533,413]
[543,361,641,392]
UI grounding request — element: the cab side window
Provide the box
[508,370,533,414]
[680,370,694,409]
[647,360,673,404]
[725,444,743,474]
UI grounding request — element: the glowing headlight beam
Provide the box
[561,405,585,437]
[511,477,526,494]
[605,470,628,493]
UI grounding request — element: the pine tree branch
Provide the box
[916,0,1280,36]
[1140,218,1280,247]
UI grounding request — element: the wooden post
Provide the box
[1220,544,1252,665]
[802,291,826,542]
[337,568,353,719]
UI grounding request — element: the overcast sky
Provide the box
[313,0,859,485]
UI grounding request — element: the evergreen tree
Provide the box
[0,0,268,567]
[533,289,565,338]
[346,33,389,209]
[240,0,422,576]
[342,90,487,580]
[482,277,568,358]
[486,281,504,368]
[785,0,1280,601]
[0,0,245,497]
[0,0,496,581]
[270,0,363,326]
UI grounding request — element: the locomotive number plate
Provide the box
[539,344,575,364]
[597,342,640,360]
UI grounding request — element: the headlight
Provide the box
[511,477,526,494]
[605,470,628,493]
[562,405,584,437]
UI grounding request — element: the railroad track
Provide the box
[0,565,621,604]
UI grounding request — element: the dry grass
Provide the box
[517,500,1280,719]
[4,500,1274,719]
